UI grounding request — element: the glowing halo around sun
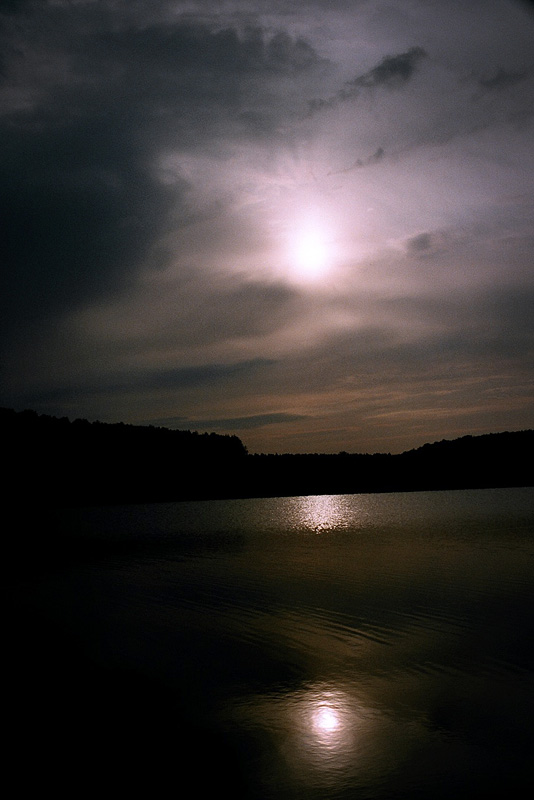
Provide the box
[283,216,339,284]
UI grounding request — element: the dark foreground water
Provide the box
[6,488,534,797]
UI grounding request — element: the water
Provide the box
[6,488,534,797]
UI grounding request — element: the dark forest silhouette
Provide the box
[2,407,532,505]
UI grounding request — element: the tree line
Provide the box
[2,407,532,505]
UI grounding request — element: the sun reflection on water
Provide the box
[314,704,340,734]
[295,495,356,533]
[225,681,391,792]
[297,686,363,762]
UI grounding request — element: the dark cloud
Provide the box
[403,230,455,259]
[97,23,322,78]
[0,3,323,350]
[328,147,385,175]
[309,46,427,113]
[181,281,299,345]
[188,412,308,431]
[136,414,189,428]
[10,358,274,409]
[79,279,300,352]
[478,67,528,90]
[265,283,534,401]
[484,285,534,356]
[343,46,427,94]
[406,232,433,253]
[0,121,180,335]
[134,359,274,391]
[0,0,31,15]
[516,0,534,13]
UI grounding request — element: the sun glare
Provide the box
[281,210,340,284]
[293,228,329,279]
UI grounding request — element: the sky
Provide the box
[1,0,533,454]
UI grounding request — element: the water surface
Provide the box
[7,488,534,797]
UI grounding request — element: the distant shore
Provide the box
[2,408,532,506]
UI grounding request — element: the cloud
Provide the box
[134,412,307,432]
[0,3,325,349]
[187,412,308,431]
[344,46,427,92]
[1,1,533,453]
[0,0,30,15]
[0,124,180,334]
[133,359,274,391]
[9,357,275,409]
[101,23,322,78]
[308,46,427,113]
[328,146,385,174]
[406,233,433,253]
[478,67,528,90]
[68,277,301,356]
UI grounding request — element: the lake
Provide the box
[6,487,534,798]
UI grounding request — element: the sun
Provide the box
[290,225,332,282]
[294,229,328,276]
[273,201,341,285]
